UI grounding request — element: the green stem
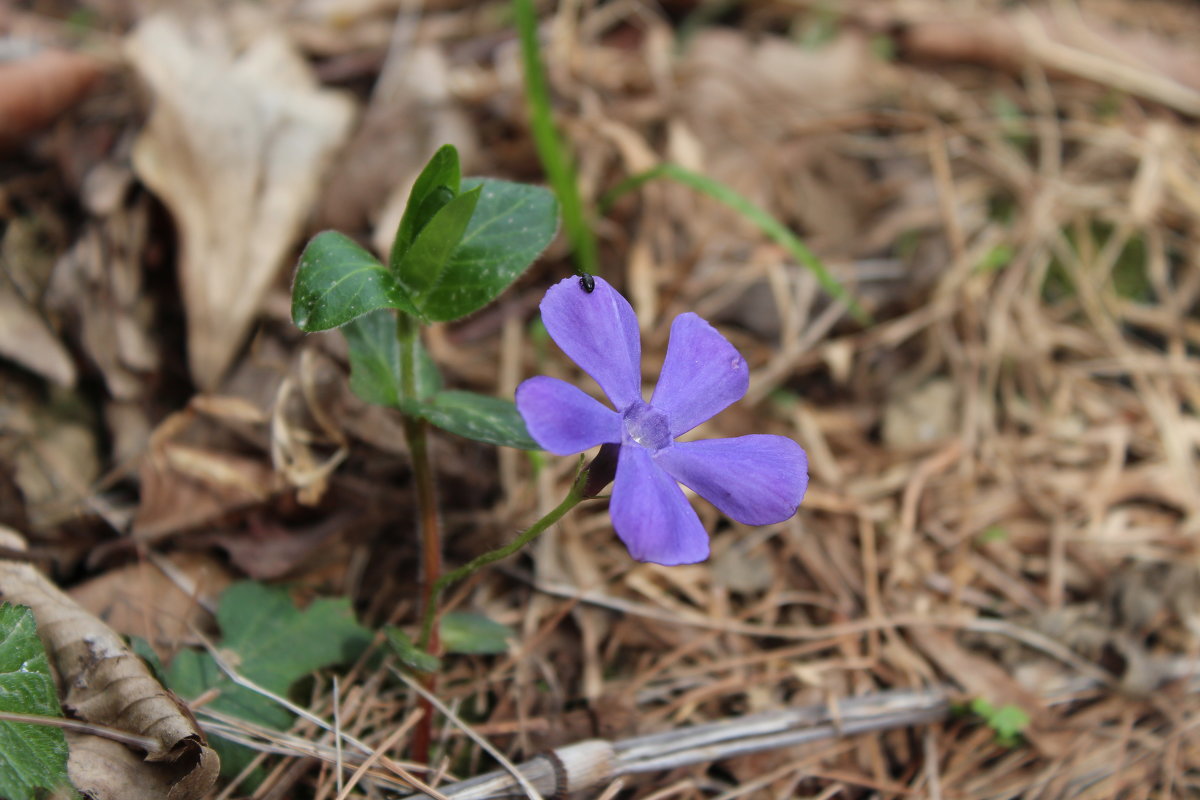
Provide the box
[418,458,589,649]
[513,0,599,277]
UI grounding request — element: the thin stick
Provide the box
[416,688,950,799]
[195,630,448,799]
[394,668,545,800]
[0,710,159,752]
[332,676,344,798]
[335,709,424,800]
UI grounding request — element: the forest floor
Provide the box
[2,0,1200,798]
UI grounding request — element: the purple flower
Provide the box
[516,276,808,566]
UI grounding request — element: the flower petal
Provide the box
[610,445,709,565]
[654,435,808,525]
[540,276,642,410]
[516,376,622,455]
[650,313,748,436]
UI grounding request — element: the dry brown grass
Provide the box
[4,0,1200,798]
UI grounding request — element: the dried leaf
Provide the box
[0,277,75,387]
[0,527,219,800]
[69,553,232,644]
[125,14,356,389]
[134,441,284,541]
[0,49,104,149]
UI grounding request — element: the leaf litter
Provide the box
[0,0,1199,798]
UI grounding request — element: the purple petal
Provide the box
[610,446,709,565]
[654,435,808,525]
[516,376,622,455]
[540,276,642,410]
[650,313,748,436]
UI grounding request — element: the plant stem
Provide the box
[417,458,590,650]
[397,311,441,764]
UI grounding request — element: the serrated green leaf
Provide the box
[384,628,441,672]
[0,604,72,800]
[164,582,370,777]
[417,390,539,449]
[397,186,482,298]
[440,612,512,655]
[417,178,558,321]
[342,309,442,407]
[292,232,419,331]
[390,145,462,270]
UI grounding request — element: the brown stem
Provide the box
[397,312,442,765]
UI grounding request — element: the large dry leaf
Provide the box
[0,527,218,800]
[125,14,355,389]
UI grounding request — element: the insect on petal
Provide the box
[539,276,642,411]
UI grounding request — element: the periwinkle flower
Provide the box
[516,276,808,565]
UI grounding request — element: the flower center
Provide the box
[622,400,672,452]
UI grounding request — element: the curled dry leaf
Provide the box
[125,13,356,390]
[0,526,218,800]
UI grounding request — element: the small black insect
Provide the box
[579,274,595,293]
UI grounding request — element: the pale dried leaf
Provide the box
[0,280,75,387]
[125,13,356,389]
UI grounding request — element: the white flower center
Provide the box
[623,401,672,452]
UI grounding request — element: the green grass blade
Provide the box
[601,163,872,325]
[513,0,598,278]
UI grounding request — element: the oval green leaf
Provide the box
[292,231,418,331]
[418,390,539,449]
[398,185,482,297]
[390,145,462,270]
[440,611,512,655]
[418,178,559,322]
[385,627,441,673]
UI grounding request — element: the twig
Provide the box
[0,710,160,752]
[393,668,546,800]
[194,629,448,799]
[413,688,951,799]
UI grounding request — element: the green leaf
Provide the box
[390,145,462,270]
[416,390,539,449]
[384,628,441,673]
[342,309,442,407]
[975,243,1014,274]
[0,604,72,800]
[970,697,1030,747]
[292,232,418,331]
[440,612,512,655]
[416,178,559,322]
[397,186,483,297]
[164,582,370,777]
